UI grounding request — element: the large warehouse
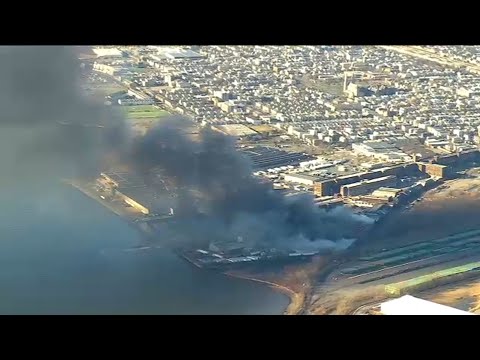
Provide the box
[98,171,174,216]
[380,295,473,315]
[284,173,319,186]
[340,175,396,197]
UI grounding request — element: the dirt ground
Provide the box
[234,256,330,314]
[309,277,480,315]
[423,278,480,314]
[308,286,386,315]
[363,176,480,252]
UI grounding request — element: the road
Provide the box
[352,301,382,315]
[308,229,480,314]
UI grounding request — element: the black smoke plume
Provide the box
[0,46,127,188]
[133,117,373,250]
[0,45,370,252]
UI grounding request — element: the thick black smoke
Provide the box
[133,117,373,250]
[0,45,370,252]
[0,46,127,188]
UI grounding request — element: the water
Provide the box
[0,184,289,314]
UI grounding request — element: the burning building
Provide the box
[130,117,373,250]
[98,171,174,216]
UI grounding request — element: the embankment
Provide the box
[68,179,305,315]
[225,271,305,315]
[66,180,130,219]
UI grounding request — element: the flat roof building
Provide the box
[371,187,402,199]
[98,171,174,216]
[340,175,396,197]
[380,295,473,315]
[284,173,319,186]
[92,47,123,58]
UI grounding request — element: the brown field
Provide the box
[248,124,278,134]
[423,278,480,314]
[230,256,330,315]
[363,177,480,251]
[309,286,386,315]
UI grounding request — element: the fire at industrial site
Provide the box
[4,45,480,315]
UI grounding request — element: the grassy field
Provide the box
[97,84,127,96]
[123,105,170,119]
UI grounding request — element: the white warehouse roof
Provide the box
[92,47,122,57]
[381,295,473,315]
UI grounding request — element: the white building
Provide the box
[380,295,473,315]
[352,142,411,162]
[93,63,117,76]
[283,173,318,186]
[92,47,123,58]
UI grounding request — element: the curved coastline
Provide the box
[68,179,293,314]
[224,271,304,315]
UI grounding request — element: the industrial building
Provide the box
[371,187,402,199]
[240,146,314,170]
[417,163,450,179]
[430,149,480,166]
[314,163,419,197]
[413,150,480,179]
[209,238,247,254]
[345,196,390,208]
[118,192,150,215]
[92,47,123,58]
[98,171,173,216]
[93,63,119,76]
[284,173,319,186]
[148,46,205,60]
[380,295,473,315]
[352,141,412,162]
[340,175,396,197]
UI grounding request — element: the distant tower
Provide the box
[343,71,350,92]
[344,71,363,93]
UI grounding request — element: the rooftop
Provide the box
[213,124,258,137]
[284,173,319,181]
[92,47,122,57]
[380,295,473,315]
[342,175,396,188]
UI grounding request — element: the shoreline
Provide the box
[68,179,296,315]
[66,179,135,220]
[224,271,305,315]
